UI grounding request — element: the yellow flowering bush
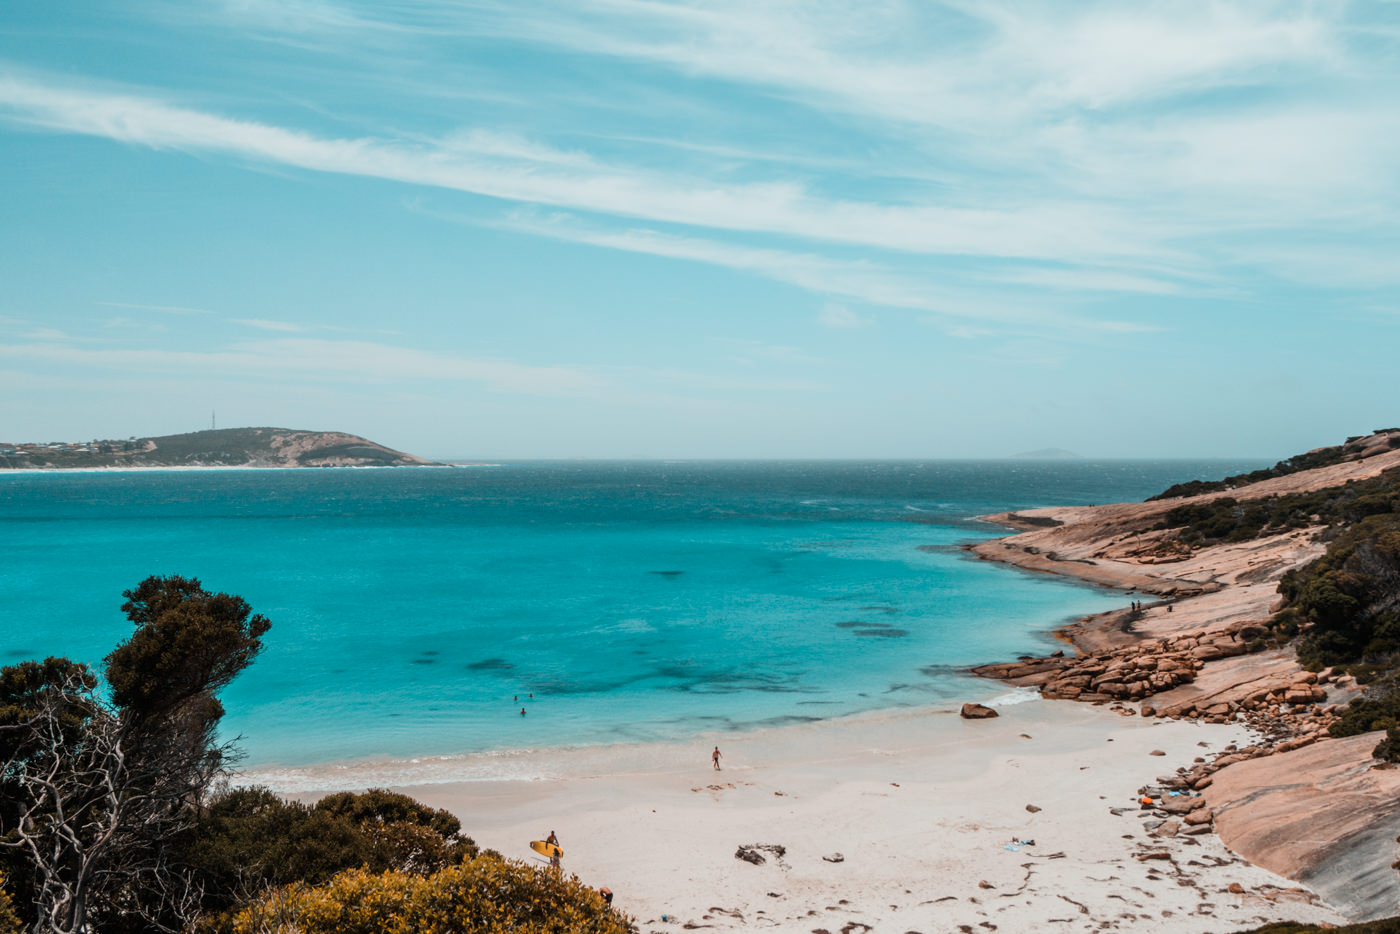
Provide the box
[220,852,632,934]
[0,873,21,934]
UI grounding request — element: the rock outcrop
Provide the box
[968,432,1400,921]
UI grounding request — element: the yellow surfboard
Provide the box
[530,840,563,859]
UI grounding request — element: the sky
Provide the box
[1,1,1398,460]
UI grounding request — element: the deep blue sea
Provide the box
[0,460,1259,768]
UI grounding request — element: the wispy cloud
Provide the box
[231,318,309,332]
[0,336,606,396]
[412,1,1340,133]
[0,73,1169,267]
[497,211,1164,333]
[817,303,868,330]
[98,300,215,315]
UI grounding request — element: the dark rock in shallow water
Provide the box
[648,570,685,578]
[851,628,909,638]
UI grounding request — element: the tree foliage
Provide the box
[1,576,626,931]
[0,576,269,933]
[107,575,270,726]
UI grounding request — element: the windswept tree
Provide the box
[0,576,269,933]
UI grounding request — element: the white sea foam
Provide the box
[239,747,564,794]
[986,686,1043,707]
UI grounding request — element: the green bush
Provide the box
[1279,514,1400,670]
[1372,725,1400,762]
[188,786,478,914]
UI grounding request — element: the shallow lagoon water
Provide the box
[0,459,1259,768]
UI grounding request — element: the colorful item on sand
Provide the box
[530,840,563,859]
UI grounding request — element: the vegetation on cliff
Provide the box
[1149,430,1400,500]
[0,578,629,933]
[1152,467,1400,547]
[1144,432,1400,763]
[1235,920,1400,934]
[1273,513,1400,758]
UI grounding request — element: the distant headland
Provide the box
[0,428,437,470]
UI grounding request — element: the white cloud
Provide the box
[23,327,71,341]
[818,303,869,329]
[436,1,1339,126]
[0,337,606,396]
[986,3,1338,110]
[500,212,1169,333]
[0,74,1167,266]
[232,318,309,332]
[98,300,215,315]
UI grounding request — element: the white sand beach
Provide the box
[260,697,1342,933]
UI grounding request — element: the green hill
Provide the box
[0,428,436,469]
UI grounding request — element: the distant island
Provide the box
[0,428,437,470]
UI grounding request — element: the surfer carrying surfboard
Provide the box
[546,831,561,867]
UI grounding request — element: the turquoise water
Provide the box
[0,460,1257,767]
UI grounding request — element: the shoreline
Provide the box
[238,570,1354,931]
[349,697,1341,932]
[236,445,1400,930]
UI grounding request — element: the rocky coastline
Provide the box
[968,433,1400,921]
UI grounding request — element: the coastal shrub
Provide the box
[1234,919,1400,933]
[1147,433,1397,501]
[1372,724,1400,762]
[218,857,633,934]
[1278,514,1400,669]
[1152,469,1400,549]
[0,873,20,934]
[188,786,479,914]
[1330,693,1400,736]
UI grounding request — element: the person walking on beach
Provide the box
[546,830,561,868]
[712,746,722,771]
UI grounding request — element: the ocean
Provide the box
[0,460,1259,773]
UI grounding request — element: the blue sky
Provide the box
[1,1,1397,459]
